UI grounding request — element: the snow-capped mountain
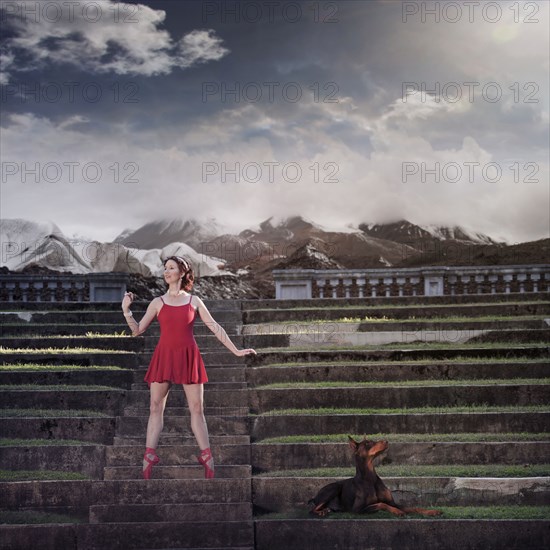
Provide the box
[359,219,501,246]
[3,216,539,283]
[0,219,228,277]
[115,217,228,250]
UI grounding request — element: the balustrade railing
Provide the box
[273,265,550,299]
[0,273,128,302]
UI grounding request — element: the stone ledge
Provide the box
[254,519,550,550]
[252,477,550,511]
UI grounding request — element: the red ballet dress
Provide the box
[144,295,208,385]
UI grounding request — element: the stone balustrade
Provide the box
[0,273,128,302]
[273,265,550,299]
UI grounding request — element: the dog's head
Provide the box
[348,436,388,460]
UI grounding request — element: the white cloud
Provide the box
[2,90,548,243]
[177,29,230,68]
[0,0,229,80]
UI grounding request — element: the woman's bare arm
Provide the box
[121,293,161,337]
[194,296,256,356]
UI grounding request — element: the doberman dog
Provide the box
[309,436,442,517]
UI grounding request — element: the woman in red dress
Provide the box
[121,256,256,479]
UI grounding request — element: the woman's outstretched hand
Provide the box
[122,291,135,311]
[233,348,257,357]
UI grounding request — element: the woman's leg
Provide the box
[183,383,214,472]
[143,381,171,471]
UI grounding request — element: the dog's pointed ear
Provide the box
[348,435,358,450]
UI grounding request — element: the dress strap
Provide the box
[160,296,165,304]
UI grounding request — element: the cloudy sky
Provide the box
[1,0,548,243]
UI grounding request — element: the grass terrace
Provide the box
[0,364,128,371]
[256,464,550,478]
[0,469,90,481]
[257,432,550,444]
[256,378,550,389]
[257,405,550,416]
[258,506,550,520]
[0,408,111,418]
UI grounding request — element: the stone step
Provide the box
[245,328,550,349]
[106,444,250,466]
[0,322,242,336]
[242,293,549,309]
[0,521,255,550]
[104,464,251,480]
[251,441,550,471]
[473,329,550,344]
[122,406,250,417]
[139,351,247,366]
[0,309,243,325]
[243,302,550,323]
[0,299,242,312]
[243,318,547,334]
[0,336,146,351]
[249,345,549,366]
[116,415,249,437]
[1,478,251,509]
[89,502,252,523]
[252,412,550,440]
[130,381,247,390]
[254,518,549,550]
[0,334,247,351]
[1,417,116,444]
[0,444,106,479]
[141,334,246,348]
[113,435,250,446]
[124,389,248,408]
[253,476,550,511]
[246,360,550,385]
[133,366,246,384]
[0,369,134,388]
[0,352,139,368]
[0,389,128,415]
[249,384,550,413]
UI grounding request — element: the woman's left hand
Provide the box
[233,348,256,357]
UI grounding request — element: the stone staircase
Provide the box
[241,293,550,549]
[1,292,549,549]
[0,300,254,550]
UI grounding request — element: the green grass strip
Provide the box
[257,464,550,478]
[0,469,89,481]
[18,332,130,339]
[248,301,546,312]
[0,438,98,447]
[257,506,550,520]
[0,510,85,524]
[0,384,122,391]
[260,356,547,367]
[0,408,110,418]
[259,405,550,416]
[0,364,127,371]
[260,342,548,352]
[257,432,550,444]
[0,347,131,354]
[256,378,550,390]
[257,314,548,326]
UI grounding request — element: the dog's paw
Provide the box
[425,510,443,516]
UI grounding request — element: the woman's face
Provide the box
[163,259,183,284]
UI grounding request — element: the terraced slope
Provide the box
[241,293,550,550]
[1,293,549,549]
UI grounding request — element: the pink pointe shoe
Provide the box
[197,447,215,479]
[143,447,160,480]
